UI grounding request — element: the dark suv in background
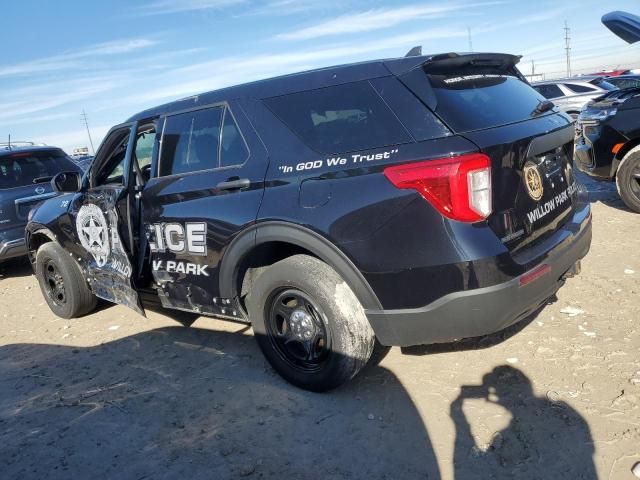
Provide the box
[27,52,591,391]
[0,143,80,262]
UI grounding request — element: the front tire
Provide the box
[616,149,640,213]
[35,242,97,319]
[248,255,375,392]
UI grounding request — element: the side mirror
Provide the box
[51,171,82,193]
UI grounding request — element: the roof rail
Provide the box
[0,141,47,151]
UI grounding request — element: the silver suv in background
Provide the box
[531,78,617,118]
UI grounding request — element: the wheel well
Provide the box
[27,232,52,264]
[616,138,640,162]
[236,242,315,315]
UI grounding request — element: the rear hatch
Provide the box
[399,53,578,253]
[0,149,75,230]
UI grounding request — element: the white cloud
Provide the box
[276,2,501,41]
[0,38,159,77]
[136,0,246,15]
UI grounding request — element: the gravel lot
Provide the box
[0,174,638,479]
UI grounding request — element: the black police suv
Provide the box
[575,87,640,212]
[26,52,591,391]
[0,143,80,263]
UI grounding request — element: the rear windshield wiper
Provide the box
[531,100,555,117]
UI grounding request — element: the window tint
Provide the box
[160,107,223,176]
[426,75,550,132]
[532,83,564,99]
[220,109,249,167]
[611,78,640,89]
[0,150,75,189]
[94,129,130,186]
[264,81,412,154]
[563,83,596,93]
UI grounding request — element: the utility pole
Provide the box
[81,109,95,155]
[531,59,535,78]
[467,26,473,52]
[564,21,572,78]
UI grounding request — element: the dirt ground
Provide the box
[0,174,638,480]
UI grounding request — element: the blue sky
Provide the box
[1,0,639,152]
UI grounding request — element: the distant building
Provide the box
[72,146,89,157]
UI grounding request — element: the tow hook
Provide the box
[562,261,581,279]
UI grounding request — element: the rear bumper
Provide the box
[366,205,592,347]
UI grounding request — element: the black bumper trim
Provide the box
[0,238,27,261]
[365,211,592,347]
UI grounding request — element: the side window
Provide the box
[134,125,156,183]
[93,129,131,187]
[264,81,412,154]
[220,109,249,168]
[534,84,564,99]
[159,107,223,176]
[563,83,596,93]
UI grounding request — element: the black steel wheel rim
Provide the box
[43,259,67,306]
[265,288,331,372]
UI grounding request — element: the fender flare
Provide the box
[219,221,383,311]
[25,225,59,250]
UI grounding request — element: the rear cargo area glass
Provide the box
[0,151,73,189]
[427,74,549,132]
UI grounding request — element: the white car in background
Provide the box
[531,78,617,118]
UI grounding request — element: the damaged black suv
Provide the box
[26,53,592,391]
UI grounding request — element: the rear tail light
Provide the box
[383,153,492,222]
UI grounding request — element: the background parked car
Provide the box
[0,142,81,262]
[531,78,617,118]
[604,74,640,90]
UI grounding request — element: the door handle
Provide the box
[217,177,250,191]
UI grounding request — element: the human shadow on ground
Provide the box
[451,365,596,479]
[0,326,441,480]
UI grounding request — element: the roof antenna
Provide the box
[405,46,422,57]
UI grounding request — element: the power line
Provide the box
[564,20,572,77]
[81,109,95,155]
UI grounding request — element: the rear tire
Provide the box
[616,149,640,213]
[35,242,97,319]
[248,254,375,392]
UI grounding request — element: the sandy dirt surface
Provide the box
[0,174,638,479]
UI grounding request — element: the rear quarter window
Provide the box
[264,81,412,154]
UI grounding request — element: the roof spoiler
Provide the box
[385,52,523,76]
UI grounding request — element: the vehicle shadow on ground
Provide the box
[577,171,630,211]
[0,326,441,480]
[0,326,596,479]
[0,257,32,280]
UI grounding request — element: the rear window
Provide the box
[427,74,550,132]
[264,81,412,154]
[533,83,564,99]
[563,83,597,93]
[0,150,74,189]
[592,79,618,91]
[159,106,248,177]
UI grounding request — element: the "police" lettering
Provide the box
[148,222,207,255]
